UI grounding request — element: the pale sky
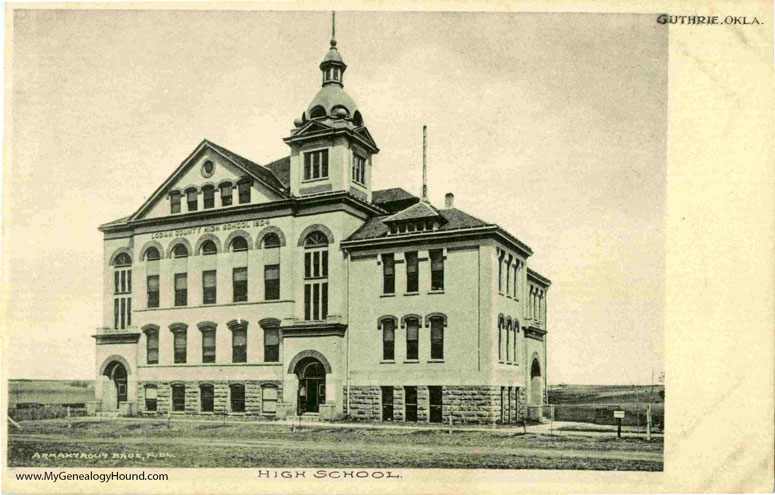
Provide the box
[3,10,666,385]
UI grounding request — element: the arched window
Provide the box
[309,105,326,119]
[113,253,132,330]
[171,384,185,412]
[144,385,158,412]
[353,111,363,127]
[173,244,189,258]
[262,385,278,416]
[202,185,215,209]
[513,320,519,364]
[405,316,420,361]
[506,320,512,362]
[144,248,160,261]
[379,317,396,361]
[230,384,245,413]
[230,237,248,252]
[263,234,280,300]
[200,240,216,256]
[200,384,214,412]
[498,317,504,361]
[430,316,444,360]
[303,231,329,321]
[201,326,216,363]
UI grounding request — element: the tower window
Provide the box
[303,150,329,181]
[353,155,366,185]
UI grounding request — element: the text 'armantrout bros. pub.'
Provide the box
[93,15,551,426]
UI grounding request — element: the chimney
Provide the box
[445,192,454,209]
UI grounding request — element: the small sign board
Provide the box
[613,410,625,419]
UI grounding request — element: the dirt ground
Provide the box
[7,418,663,471]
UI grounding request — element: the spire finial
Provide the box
[331,11,337,46]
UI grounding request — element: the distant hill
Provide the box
[8,379,95,407]
[548,384,664,405]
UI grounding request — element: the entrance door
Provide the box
[111,362,128,408]
[297,360,326,415]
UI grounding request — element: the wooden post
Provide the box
[647,404,652,441]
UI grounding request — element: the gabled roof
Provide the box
[264,156,291,189]
[372,187,417,205]
[205,141,287,193]
[383,200,440,223]
[127,139,290,223]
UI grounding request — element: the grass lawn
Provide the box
[8,419,663,471]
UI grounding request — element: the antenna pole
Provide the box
[332,11,336,41]
[422,125,428,201]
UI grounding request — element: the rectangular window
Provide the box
[172,385,185,412]
[429,386,443,423]
[200,385,214,413]
[498,251,504,293]
[203,186,215,209]
[406,319,419,360]
[120,298,125,329]
[262,386,278,415]
[431,319,444,360]
[404,386,418,422]
[233,267,248,302]
[114,299,119,329]
[264,328,279,362]
[232,327,247,363]
[202,270,216,305]
[506,259,511,297]
[406,251,418,293]
[144,386,157,412]
[174,273,187,307]
[220,183,233,206]
[382,254,395,294]
[146,331,159,365]
[500,387,506,423]
[381,386,394,421]
[202,328,216,363]
[303,149,329,180]
[382,319,395,361]
[303,249,328,321]
[430,249,444,291]
[174,331,187,364]
[187,189,198,211]
[506,386,512,423]
[147,275,159,308]
[230,384,245,413]
[353,155,366,185]
[264,265,280,300]
[238,181,251,204]
[170,192,181,214]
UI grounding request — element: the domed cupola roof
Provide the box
[298,12,364,126]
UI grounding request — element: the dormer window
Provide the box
[303,149,329,181]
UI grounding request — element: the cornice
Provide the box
[281,323,347,338]
[92,332,141,344]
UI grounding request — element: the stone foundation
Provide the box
[346,385,521,425]
[136,380,282,418]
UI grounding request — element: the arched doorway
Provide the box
[295,358,326,415]
[530,358,543,405]
[103,361,128,409]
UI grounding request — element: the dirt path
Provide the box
[9,433,662,463]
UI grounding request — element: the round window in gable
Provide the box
[201,160,215,178]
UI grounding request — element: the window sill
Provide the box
[380,293,396,298]
[403,360,420,364]
[200,412,215,415]
[427,290,444,295]
[136,300,294,312]
[352,180,367,188]
[230,412,246,416]
[380,360,396,364]
[301,177,330,184]
[427,360,445,364]
[404,292,420,297]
